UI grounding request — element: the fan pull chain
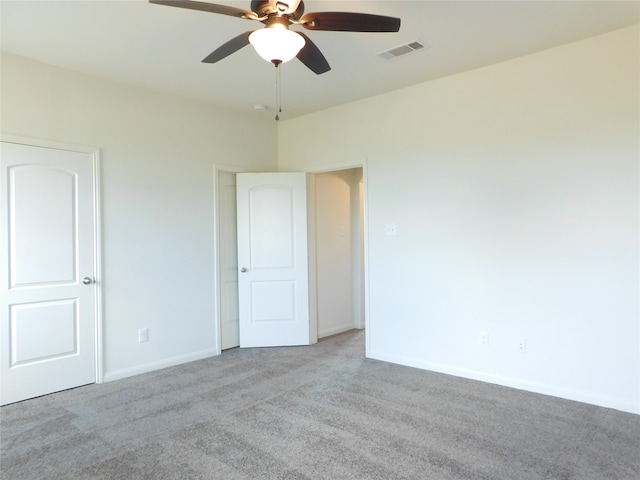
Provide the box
[274,63,282,121]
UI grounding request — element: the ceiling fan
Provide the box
[149,0,401,74]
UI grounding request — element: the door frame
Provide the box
[212,161,370,355]
[1,134,104,384]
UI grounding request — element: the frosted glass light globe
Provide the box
[249,26,305,64]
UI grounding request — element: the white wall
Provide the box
[1,53,277,380]
[278,25,640,413]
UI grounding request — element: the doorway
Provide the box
[313,168,365,338]
[217,170,240,350]
[215,166,365,351]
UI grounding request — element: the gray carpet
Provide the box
[1,330,638,480]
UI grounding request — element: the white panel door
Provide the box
[218,171,240,350]
[1,142,97,405]
[236,172,310,347]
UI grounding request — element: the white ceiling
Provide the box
[1,0,638,120]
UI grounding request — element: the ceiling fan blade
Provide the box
[149,0,255,20]
[300,12,400,32]
[296,32,330,75]
[202,31,253,63]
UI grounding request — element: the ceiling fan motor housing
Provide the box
[251,1,305,19]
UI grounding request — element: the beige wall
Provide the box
[278,25,640,413]
[1,53,277,379]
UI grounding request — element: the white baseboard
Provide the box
[367,350,640,415]
[318,324,355,339]
[103,348,219,383]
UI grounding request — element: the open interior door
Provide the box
[1,141,97,405]
[236,172,310,347]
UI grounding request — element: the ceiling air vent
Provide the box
[378,40,428,60]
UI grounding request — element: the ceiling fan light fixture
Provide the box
[249,24,305,65]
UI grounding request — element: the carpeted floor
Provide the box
[1,329,638,479]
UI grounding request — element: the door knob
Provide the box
[82,277,93,285]
[240,267,248,273]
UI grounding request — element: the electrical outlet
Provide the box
[480,332,489,347]
[518,339,526,353]
[138,328,149,343]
